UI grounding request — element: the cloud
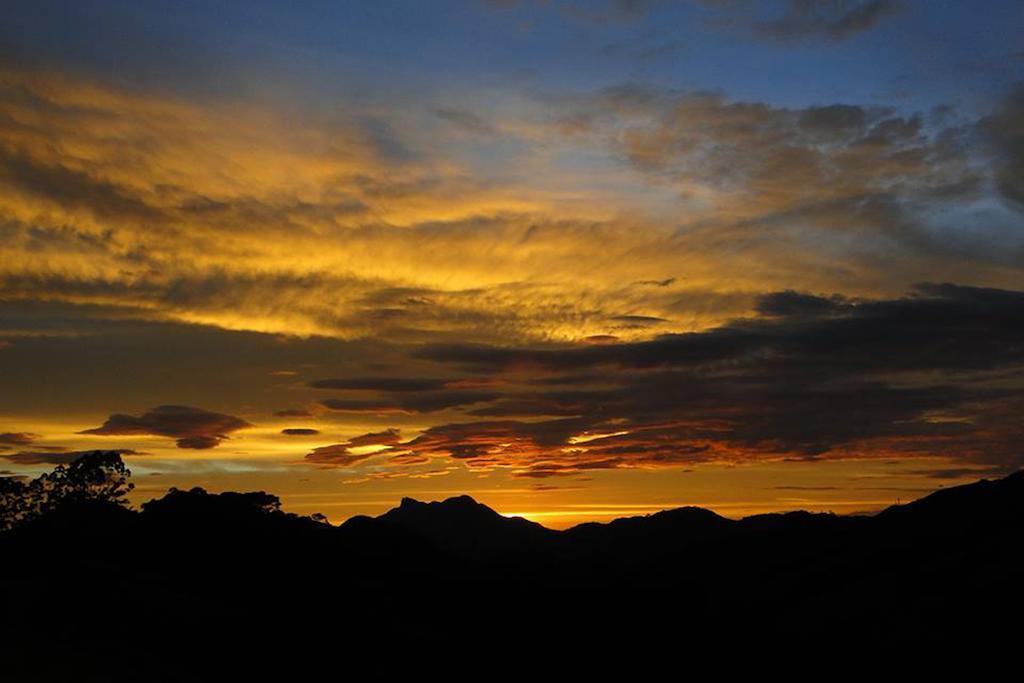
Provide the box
[2,448,140,465]
[699,0,904,43]
[0,146,165,222]
[305,443,376,467]
[898,466,1009,480]
[315,399,411,415]
[274,409,314,418]
[319,390,500,414]
[980,84,1024,211]
[772,485,840,491]
[304,429,404,468]
[281,428,320,436]
[348,428,403,447]
[396,284,1024,475]
[2,65,1020,353]
[0,32,1019,497]
[8,67,693,345]
[310,377,453,392]
[485,0,664,23]
[569,86,977,230]
[420,283,1024,374]
[0,432,41,446]
[80,405,253,449]
[754,290,850,318]
[310,374,503,415]
[609,315,668,326]
[433,108,497,136]
[536,84,1024,290]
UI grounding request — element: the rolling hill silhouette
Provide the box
[2,457,1022,678]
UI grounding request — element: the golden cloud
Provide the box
[2,66,1022,352]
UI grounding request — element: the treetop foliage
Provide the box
[0,451,134,531]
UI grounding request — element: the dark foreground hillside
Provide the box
[2,453,1023,679]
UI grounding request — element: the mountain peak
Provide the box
[397,494,490,514]
[378,494,552,553]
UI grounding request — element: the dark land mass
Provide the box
[2,454,1022,678]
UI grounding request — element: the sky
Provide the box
[1,0,1023,527]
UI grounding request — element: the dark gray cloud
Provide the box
[2,448,140,466]
[305,443,375,467]
[433,108,497,136]
[754,291,850,318]
[350,428,403,447]
[310,377,452,392]
[281,428,320,436]
[402,284,1024,474]
[319,390,500,414]
[0,432,40,446]
[0,147,164,222]
[609,315,669,326]
[419,283,1024,375]
[486,0,664,23]
[700,0,904,43]
[81,405,253,449]
[981,84,1024,211]
[898,466,1010,480]
[467,397,587,417]
[304,428,403,468]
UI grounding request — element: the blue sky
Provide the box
[4,0,1021,111]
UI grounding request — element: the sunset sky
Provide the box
[1,0,1023,527]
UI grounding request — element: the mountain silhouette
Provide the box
[876,469,1024,528]
[2,457,1022,678]
[366,494,554,555]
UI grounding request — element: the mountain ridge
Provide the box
[2,460,1022,672]
[354,467,1024,537]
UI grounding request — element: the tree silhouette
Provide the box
[0,451,134,530]
[0,476,32,531]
